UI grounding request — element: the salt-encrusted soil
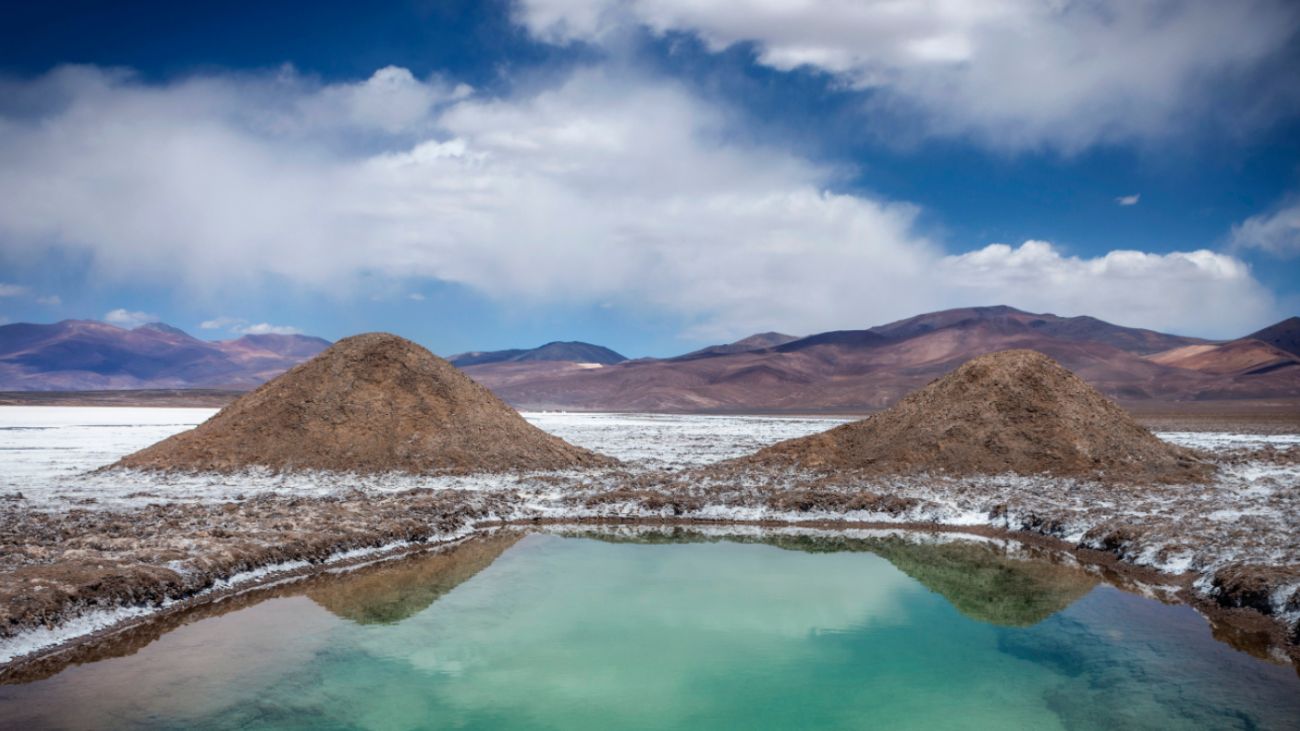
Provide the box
[1,409,1298,675]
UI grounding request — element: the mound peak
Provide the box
[746,349,1209,482]
[111,332,615,474]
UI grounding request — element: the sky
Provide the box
[0,0,1298,357]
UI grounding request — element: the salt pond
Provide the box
[2,530,1298,730]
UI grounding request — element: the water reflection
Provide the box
[0,527,1297,731]
[307,531,523,625]
[579,529,1100,626]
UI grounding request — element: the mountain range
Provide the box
[459,306,1300,411]
[3,307,1298,410]
[0,320,330,390]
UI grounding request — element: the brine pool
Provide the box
[3,530,1298,731]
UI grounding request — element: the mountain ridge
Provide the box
[5,308,1297,408]
[0,320,330,390]
[459,307,1300,411]
[448,341,627,367]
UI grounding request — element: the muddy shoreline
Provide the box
[2,505,1298,683]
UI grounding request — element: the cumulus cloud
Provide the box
[939,242,1275,335]
[0,283,27,297]
[1231,196,1300,257]
[199,316,246,330]
[200,316,301,335]
[516,0,1300,150]
[1116,194,1140,207]
[0,64,1279,340]
[237,323,303,335]
[104,308,159,328]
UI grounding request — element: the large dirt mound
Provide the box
[110,333,615,474]
[745,349,1210,482]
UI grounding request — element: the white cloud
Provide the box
[0,64,1279,340]
[35,294,61,305]
[0,283,26,297]
[200,316,244,330]
[516,0,1300,151]
[236,323,302,335]
[1230,196,1300,257]
[938,242,1274,336]
[408,293,426,301]
[200,316,301,335]
[104,308,159,328]
[1116,194,1140,207]
[295,65,473,135]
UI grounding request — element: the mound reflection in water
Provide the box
[2,529,1298,731]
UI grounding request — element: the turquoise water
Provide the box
[3,530,1299,730]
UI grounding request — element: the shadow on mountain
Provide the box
[572,528,1097,627]
[306,530,525,625]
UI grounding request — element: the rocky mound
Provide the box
[110,333,615,474]
[745,349,1210,482]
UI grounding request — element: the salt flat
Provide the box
[2,406,1297,510]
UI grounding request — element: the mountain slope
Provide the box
[1246,317,1300,358]
[0,320,330,390]
[866,305,1207,354]
[674,332,799,360]
[1146,338,1299,377]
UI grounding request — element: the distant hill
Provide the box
[0,320,330,391]
[675,332,799,360]
[458,307,1300,411]
[863,305,1204,354]
[449,341,626,367]
[1146,336,1299,378]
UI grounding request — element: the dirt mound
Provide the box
[745,349,1210,482]
[110,333,615,474]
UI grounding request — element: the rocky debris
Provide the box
[1208,445,1300,467]
[742,349,1211,482]
[1211,564,1300,634]
[109,333,615,474]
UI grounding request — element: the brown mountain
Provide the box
[460,308,1300,412]
[0,320,330,390]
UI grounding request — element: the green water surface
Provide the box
[3,530,1298,730]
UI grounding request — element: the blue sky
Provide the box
[1,0,1298,357]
